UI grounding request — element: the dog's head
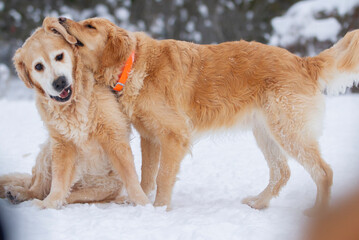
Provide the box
[58,17,135,71]
[13,20,78,103]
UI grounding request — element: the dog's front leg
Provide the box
[154,132,190,209]
[97,129,149,206]
[33,138,76,209]
[140,136,161,197]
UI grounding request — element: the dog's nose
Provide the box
[58,17,67,23]
[53,76,67,92]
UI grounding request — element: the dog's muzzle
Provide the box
[49,76,72,102]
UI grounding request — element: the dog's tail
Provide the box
[305,30,359,95]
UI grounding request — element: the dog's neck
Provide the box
[94,33,150,98]
[94,53,134,89]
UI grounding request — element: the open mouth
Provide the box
[50,85,72,102]
[75,39,84,47]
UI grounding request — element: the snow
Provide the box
[150,16,165,35]
[224,1,236,10]
[0,64,10,83]
[186,21,195,33]
[0,1,4,12]
[198,3,209,18]
[0,95,358,240]
[270,0,359,50]
[175,0,184,7]
[9,9,22,24]
[115,7,130,22]
[95,4,115,22]
[180,9,188,21]
[204,19,212,27]
[0,64,10,99]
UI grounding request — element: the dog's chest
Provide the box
[55,115,90,143]
[46,102,95,144]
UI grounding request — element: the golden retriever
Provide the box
[0,140,123,204]
[0,18,149,208]
[60,17,358,214]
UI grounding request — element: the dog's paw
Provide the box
[32,198,64,209]
[114,195,131,205]
[242,195,269,210]
[5,186,28,204]
[6,190,20,204]
[303,205,327,217]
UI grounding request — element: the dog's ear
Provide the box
[13,49,33,89]
[43,17,77,45]
[101,24,134,68]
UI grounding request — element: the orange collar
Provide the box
[113,51,135,92]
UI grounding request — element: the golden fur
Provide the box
[61,17,359,214]
[0,141,122,204]
[0,19,149,208]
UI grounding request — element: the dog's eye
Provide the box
[55,53,63,61]
[35,63,43,71]
[86,24,96,29]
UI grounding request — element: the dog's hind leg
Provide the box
[27,140,52,200]
[67,174,123,204]
[66,187,118,204]
[264,96,333,215]
[280,138,332,216]
[242,122,290,209]
[1,140,52,204]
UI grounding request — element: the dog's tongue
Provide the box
[59,88,69,98]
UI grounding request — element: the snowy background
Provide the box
[0,0,359,239]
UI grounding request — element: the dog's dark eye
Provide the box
[55,53,63,61]
[86,24,96,29]
[35,63,43,71]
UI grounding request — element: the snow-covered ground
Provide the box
[0,95,358,240]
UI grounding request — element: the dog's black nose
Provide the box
[58,17,67,23]
[53,76,67,92]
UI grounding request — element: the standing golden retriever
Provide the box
[60,17,358,214]
[1,18,149,208]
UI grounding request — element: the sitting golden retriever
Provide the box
[0,140,123,205]
[0,18,149,208]
[60,17,358,214]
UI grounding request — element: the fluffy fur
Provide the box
[0,141,122,205]
[0,19,149,208]
[62,17,359,214]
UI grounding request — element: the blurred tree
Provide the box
[0,0,298,68]
[130,0,298,43]
[0,0,357,92]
